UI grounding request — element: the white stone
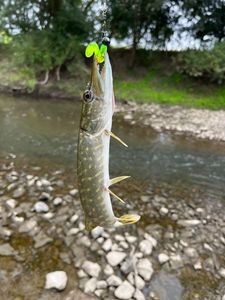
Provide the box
[91,226,104,239]
[67,228,79,236]
[139,239,153,255]
[102,239,112,252]
[82,261,101,277]
[120,241,129,249]
[96,280,107,289]
[45,271,67,291]
[194,260,202,270]
[69,189,78,196]
[127,272,145,290]
[0,243,17,256]
[114,234,125,242]
[95,289,105,297]
[144,233,157,248]
[6,199,17,209]
[106,251,126,267]
[203,243,213,252]
[34,201,49,213]
[134,289,145,300]
[84,277,97,294]
[219,268,225,278]
[103,264,114,276]
[170,254,183,269]
[158,253,169,264]
[114,280,135,300]
[19,220,37,233]
[97,237,104,244]
[184,247,198,258]
[79,236,91,247]
[70,214,79,223]
[177,219,201,227]
[77,269,87,278]
[125,235,137,244]
[107,275,122,287]
[137,258,154,281]
[159,207,169,215]
[53,197,63,206]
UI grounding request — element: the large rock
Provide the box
[137,258,154,281]
[114,280,135,300]
[45,271,68,291]
[82,261,101,277]
[106,251,126,267]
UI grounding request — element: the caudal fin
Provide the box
[118,214,140,225]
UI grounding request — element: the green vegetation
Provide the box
[115,70,225,110]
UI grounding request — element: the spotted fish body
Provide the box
[77,52,140,230]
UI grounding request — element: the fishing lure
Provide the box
[77,43,140,230]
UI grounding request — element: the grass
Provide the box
[114,68,225,110]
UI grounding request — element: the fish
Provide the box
[77,51,140,230]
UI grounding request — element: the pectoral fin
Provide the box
[105,130,128,147]
[109,176,130,186]
[106,188,125,204]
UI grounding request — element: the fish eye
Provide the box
[83,90,94,103]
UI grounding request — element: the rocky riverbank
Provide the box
[1,157,225,299]
[116,101,225,143]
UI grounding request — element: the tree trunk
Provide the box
[130,38,138,68]
[38,70,49,85]
[55,65,61,81]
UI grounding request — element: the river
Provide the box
[1,94,225,299]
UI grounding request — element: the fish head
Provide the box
[80,53,114,134]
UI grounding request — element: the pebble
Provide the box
[70,214,79,223]
[158,253,170,264]
[177,219,201,227]
[39,192,51,201]
[194,260,202,270]
[127,272,145,290]
[219,268,225,278]
[91,226,104,239]
[67,228,79,236]
[34,201,49,213]
[134,289,145,300]
[69,189,78,196]
[159,206,169,215]
[13,187,25,198]
[96,280,107,289]
[107,275,122,287]
[0,243,17,256]
[103,264,114,276]
[184,247,198,258]
[125,235,137,244]
[102,239,112,252]
[144,233,157,248]
[79,236,91,247]
[82,261,101,277]
[139,239,153,255]
[137,258,154,281]
[45,271,68,291]
[53,197,63,206]
[6,198,17,209]
[170,254,183,269]
[19,219,37,233]
[77,269,87,278]
[106,251,126,267]
[114,280,135,300]
[84,278,97,294]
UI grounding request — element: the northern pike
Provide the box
[77,50,140,230]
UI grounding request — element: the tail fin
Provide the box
[118,214,140,225]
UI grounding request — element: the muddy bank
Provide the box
[115,101,225,142]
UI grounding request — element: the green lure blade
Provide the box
[85,42,107,63]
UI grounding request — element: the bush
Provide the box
[176,42,225,84]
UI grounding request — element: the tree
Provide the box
[175,0,225,43]
[108,0,175,64]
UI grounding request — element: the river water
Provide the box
[1,95,225,299]
[1,95,225,200]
